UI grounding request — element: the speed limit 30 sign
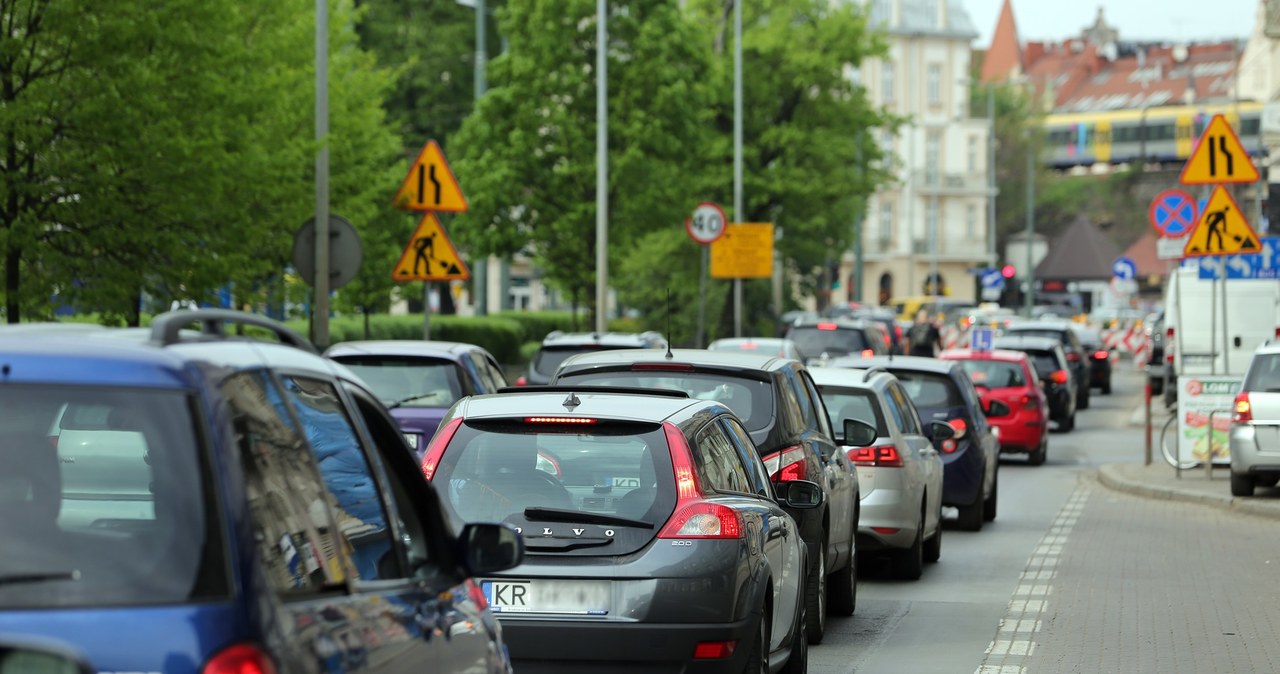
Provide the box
[686,202,727,245]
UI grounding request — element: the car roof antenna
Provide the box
[663,288,676,360]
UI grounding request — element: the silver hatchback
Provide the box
[1229,341,1280,496]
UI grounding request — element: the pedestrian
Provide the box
[908,309,941,357]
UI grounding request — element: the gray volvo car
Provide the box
[419,386,824,673]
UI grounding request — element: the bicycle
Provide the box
[1159,414,1199,469]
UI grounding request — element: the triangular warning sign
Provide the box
[1178,114,1261,185]
[392,140,469,212]
[392,213,471,281]
[1182,185,1262,257]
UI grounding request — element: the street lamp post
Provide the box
[458,0,495,316]
[314,0,330,348]
[732,0,743,337]
[595,0,608,333]
[1023,138,1035,317]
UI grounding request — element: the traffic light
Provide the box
[1001,264,1016,279]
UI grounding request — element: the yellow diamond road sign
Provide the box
[1178,114,1261,185]
[1182,185,1262,257]
[392,213,471,281]
[392,140,469,212]
[711,223,774,279]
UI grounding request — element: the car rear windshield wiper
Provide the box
[524,507,654,530]
[389,392,441,409]
[0,570,80,587]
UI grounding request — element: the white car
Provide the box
[810,366,949,579]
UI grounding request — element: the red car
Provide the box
[940,348,1051,466]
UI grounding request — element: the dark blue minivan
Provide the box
[0,310,522,673]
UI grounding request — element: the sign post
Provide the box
[687,202,727,347]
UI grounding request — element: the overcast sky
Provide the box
[966,0,1261,48]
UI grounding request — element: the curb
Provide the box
[1097,464,1280,520]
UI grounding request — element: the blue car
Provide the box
[828,355,1002,531]
[0,310,522,674]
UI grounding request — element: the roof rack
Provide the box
[149,309,318,354]
[496,385,689,399]
[860,366,888,383]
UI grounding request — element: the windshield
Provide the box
[957,360,1027,388]
[533,345,639,376]
[0,386,225,609]
[786,326,871,358]
[816,387,887,436]
[554,370,774,431]
[336,356,465,408]
[889,371,964,411]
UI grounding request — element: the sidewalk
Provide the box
[1098,460,1280,520]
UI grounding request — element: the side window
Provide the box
[223,371,347,593]
[693,424,753,495]
[785,370,820,433]
[276,374,399,583]
[719,417,771,497]
[888,383,924,436]
[882,385,908,431]
[483,354,510,390]
[800,372,834,438]
[775,375,806,432]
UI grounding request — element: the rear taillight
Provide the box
[860,349,875,358]
[202,644,277,674]
[514,375,528,386]
[1092,350,1109,360]
[762,445,807,481]
[1050,370,1069,385]
[848,445,903,467]
[1234,392,1253,424]
[817,322,838,330]
[1066,351,1081,363]
[657,501,744,539]
[947,418,968,439]
[664,421,701,500]
[941,438,958,453]
[693,641,738,659]
[1166,327,1175,364]
[420,417,463,481]
[1019,394,1038,409]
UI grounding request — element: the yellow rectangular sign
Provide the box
[711,223,774,279]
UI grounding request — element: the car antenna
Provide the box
[665,288,675,360]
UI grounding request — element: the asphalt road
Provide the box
[808,364,1280,674]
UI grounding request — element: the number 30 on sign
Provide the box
[686,202,727,245]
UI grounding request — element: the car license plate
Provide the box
[481,579,610,615]
[402,432,419,450]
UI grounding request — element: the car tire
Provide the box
[1231,472,1256,497]
[923,500,942,563]
[1078,387,1090,410]
[983,470,998,522]
[1060,412,1075,433]
[804,542,827,644]
[780,586,808,674]
[1028,439,1047,466]
[895,511,925,580]
[827,535,857,616]
[1102,378,1112,394]
[745,606,769,674]
[957,492,984,532]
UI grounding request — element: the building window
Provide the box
[927,64,941,105]
[880,128,896,169]
[966,204,977,239]
[925,130,940,184]
[882,61,895,104]
[926,201,938,242]
[879,202,894,245]
[967,136,977,173]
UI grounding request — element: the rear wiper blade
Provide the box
[388,392,437,410]
[523,507,654,530]
[0,570,80,587]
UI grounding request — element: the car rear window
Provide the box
[335,356,464,408]
[956,360,1026,388]
[0,386,226,609]
[1007,328,1069,346]
[432,421,678,554]
[888,371,964,409]
[785,326,872,359]
[553,371,773,431]
[533,345,638,376]
[1244,354,1280,392]
[1017,350,1061,377]
[815,387,888,436]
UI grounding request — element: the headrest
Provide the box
[0,432,62,525]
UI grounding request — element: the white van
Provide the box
[1163,265,1280,405]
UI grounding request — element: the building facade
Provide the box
[842,0,993,307]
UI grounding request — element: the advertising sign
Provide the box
[1175,375,1242,465]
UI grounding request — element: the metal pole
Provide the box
[472,0,489,316]
[423,283,432,339]
[854,131,864,304]
[987,86,997,266]
[928,143,938,297]
[314,0,330,349]
[732,0,743,337]
[595,0,608,333]
[1023,140,1034,317]
[696,246,708,346]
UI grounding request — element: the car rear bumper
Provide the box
[1230,425,1280,473]
[500,613,760,673]
[995,418,1046,452]
[856,487,919,550]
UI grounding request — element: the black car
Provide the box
[828,355,1005,532]
[785,316,890,365]
[826,305,908,355]
[551,349,860,644]
[994,335,1078,432]
[517,330,667,386]
[420,386,822,673]
[1002,320,1091,409]
[1071,325,1113,394]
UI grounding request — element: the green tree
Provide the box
[975,80,1045,263]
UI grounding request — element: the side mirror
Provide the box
[985,400,1012,418]
[926,420,956,441]
[841,418,877,447]
[775,480,824,509]
[0,641,93,674]
[458,523,525,576]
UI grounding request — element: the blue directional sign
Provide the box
[1111,256,1137,281]
[979,268,1005,290]
[970,327,995,353]
[1196,237,1280,279]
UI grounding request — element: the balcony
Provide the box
[911,170,990,195]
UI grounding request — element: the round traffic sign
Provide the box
[1148,189,1198,238]
[1112,256,1136,281]
[686,202,727,245]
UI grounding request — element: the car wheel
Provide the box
[923,500,942,563]
[827,535,857,616]
[1060,412,1075,433]
[804,542,827,644]
[1231,472,1256,497]
[1078,387,1090,410]
[1028,438,1047,466]
[983,470,998,522]
[956,492,984,532]
[894,510,925,580]
[744,606,768,674]
[779,586,808,674]
[1102,378,1112,395]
